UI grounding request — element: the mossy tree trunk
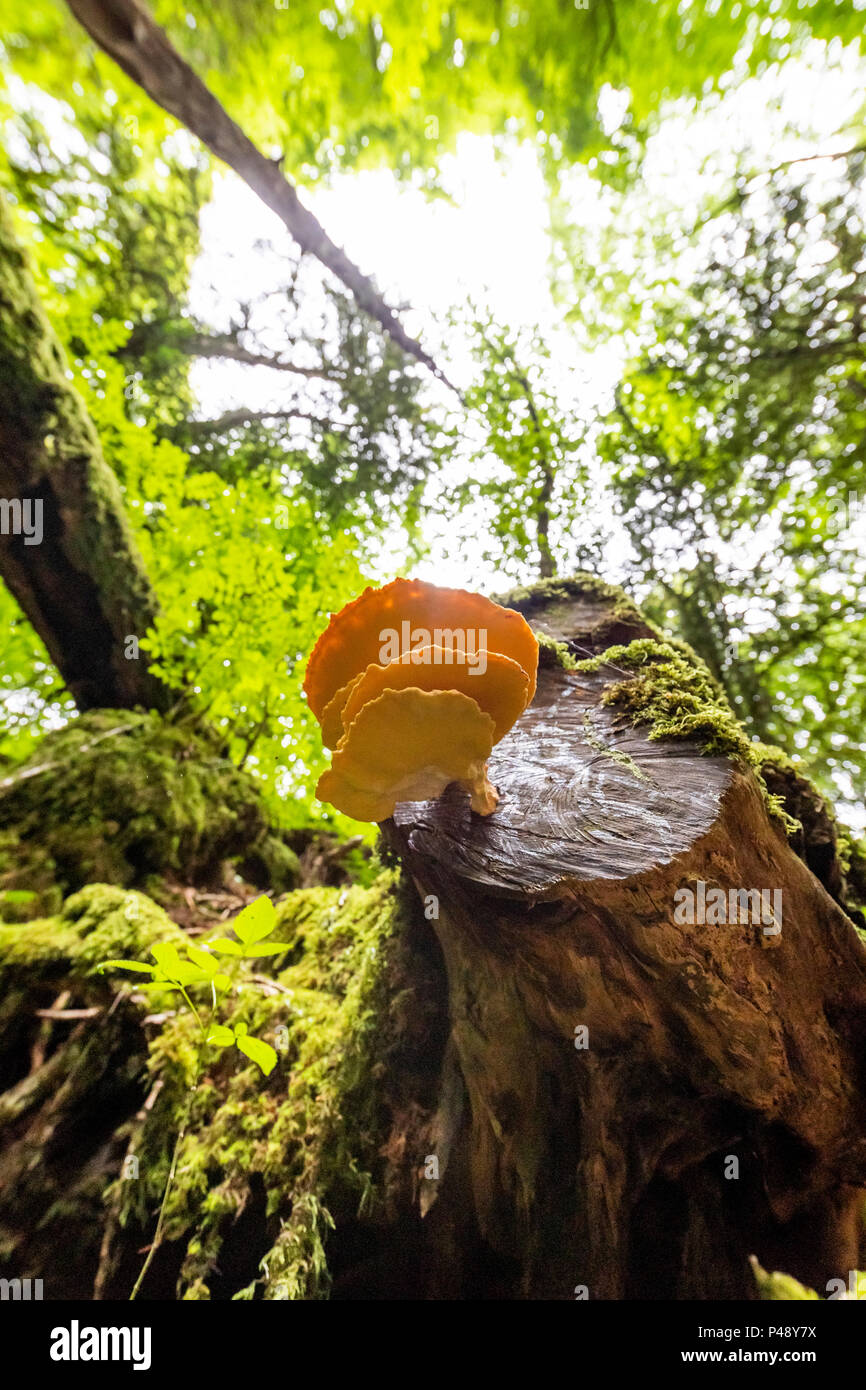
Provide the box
[0,195,171,712]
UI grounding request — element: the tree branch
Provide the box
[165,406,336,440]
[119,324,344,381]
[64,0,454,389]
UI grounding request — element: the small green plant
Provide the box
[99,894,291,1296]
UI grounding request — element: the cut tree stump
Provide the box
[380,580,866,1299]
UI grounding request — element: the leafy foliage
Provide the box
[596,151,866,813]
[444,311,601,580]
[99,895,289,1074]
[0,58,436,821]
[10,0,862,178]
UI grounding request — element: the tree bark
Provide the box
[0,196,171,712]
[63,0,451,388]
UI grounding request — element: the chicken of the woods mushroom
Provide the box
[304,578,538,822]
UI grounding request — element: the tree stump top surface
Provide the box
[390,664,732,898]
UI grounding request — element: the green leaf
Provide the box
[98,959,156,974]
[232,896,277,945]
[150,941,211,985]
[236,1034,278,1076]
[233,942,291,958]
[150,942,184,974]
[203,938,247,956]
[207,1024,235,1047]
[749,1257,820,1301]
[186,945,219,975]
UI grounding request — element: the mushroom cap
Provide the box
[304,578,539,722]
[321,645,530,750]
[316,687,496,823]
[320,672,364,750]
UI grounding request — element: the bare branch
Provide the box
[120,324,344,381]
[172,334,343,380]
[64,0,455,388]
[166,406,335,439]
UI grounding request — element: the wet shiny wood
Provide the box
[389,664,731,897]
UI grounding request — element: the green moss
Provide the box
[496,573,647,626]
[536,631,579,671]
[574,639,752,759]
[101,870,409,1300]
[0,709,298,913]
[835,825,865,883]
[832,826,866,935]
[573,638,805,834]
[749,741,799,776]
[240,835,300,891]
[0,828,62,921]
[0,883,183,980]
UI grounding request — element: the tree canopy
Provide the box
[1,0,864,831]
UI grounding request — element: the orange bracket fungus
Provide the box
[304,579,539,822]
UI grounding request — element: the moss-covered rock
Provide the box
[0,710,299,918]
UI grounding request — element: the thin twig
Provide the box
[129,1071,198,1301]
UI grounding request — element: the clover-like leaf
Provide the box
[150,942,184,974]
[186,945,219,976]
[203,938,247,956]
[236,1033,278,1076]
[232,896,277,945]
[207,1025,235,1047]
[99,960,156,974]
[150,941,211,985]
